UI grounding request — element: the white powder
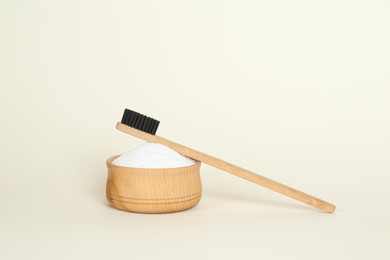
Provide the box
[112,142,196,169]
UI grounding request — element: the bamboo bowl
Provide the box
[106,155,202,213]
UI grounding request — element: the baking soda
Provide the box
[112,142,196,169]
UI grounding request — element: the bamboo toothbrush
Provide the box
[116,109,336,213]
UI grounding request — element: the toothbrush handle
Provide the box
[116,123,336,213]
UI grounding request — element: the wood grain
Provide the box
[116,122,336,213]
[106,155,202,213]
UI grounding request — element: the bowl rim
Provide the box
[106,155,201,172]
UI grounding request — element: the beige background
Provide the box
[1,1,389,259]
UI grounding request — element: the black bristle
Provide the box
[123,111,129,124]
[129,111,138,126]
[121,109,130,124]
[148,120,156,134]
[151,120,160,135]
[120,109,160,135]
[132,112,140,128]
[138,115,146,130]
[134,113,143,129]
[143,117,151,132]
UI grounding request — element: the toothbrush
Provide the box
[116,109,336,213]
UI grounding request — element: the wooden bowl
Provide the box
[106,155,202,213]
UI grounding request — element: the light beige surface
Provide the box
[1,1,389,260]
